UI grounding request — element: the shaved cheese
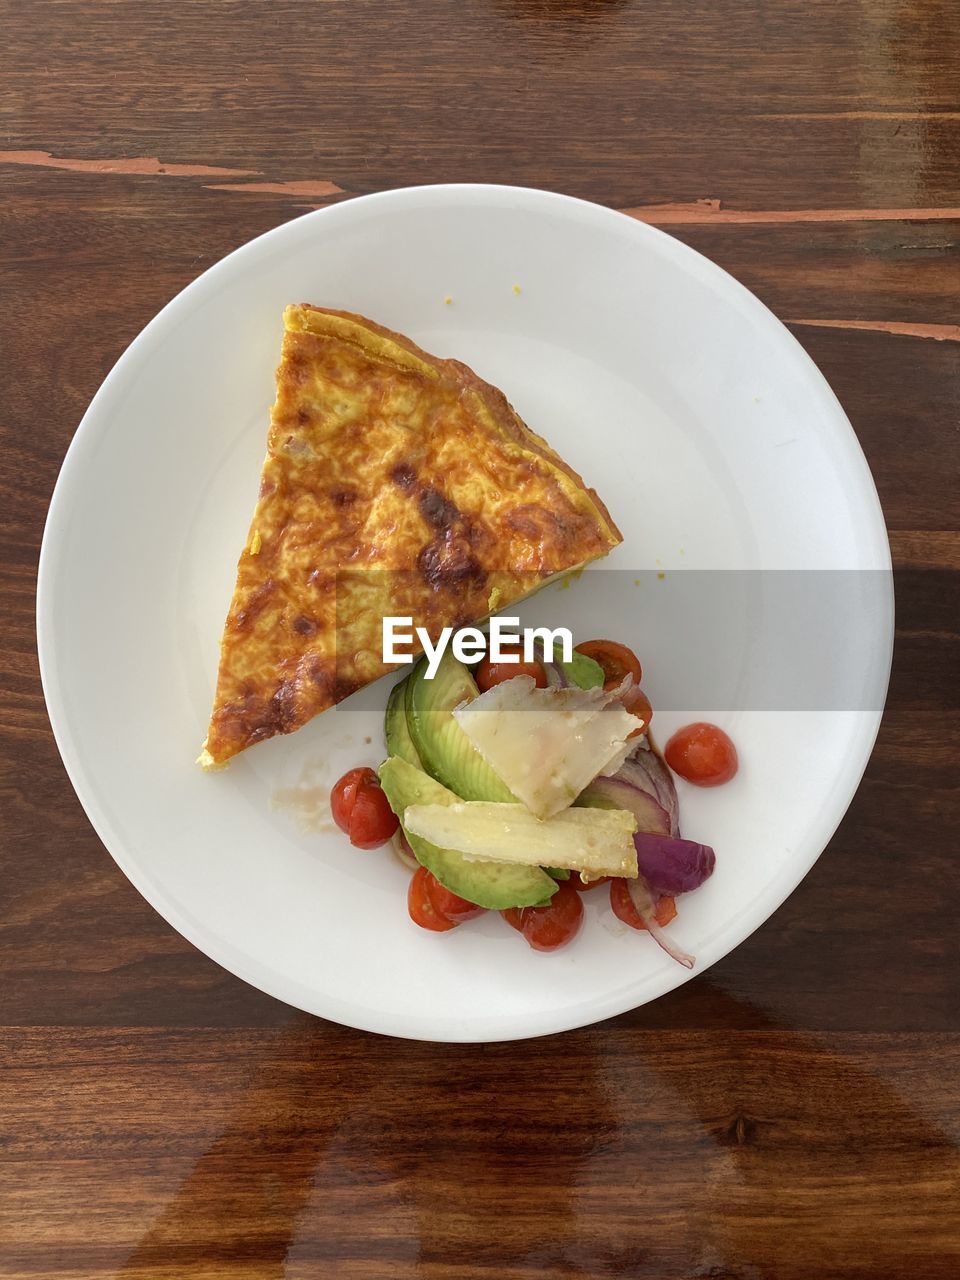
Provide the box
[403,801,638,878]
[452,675,643,819]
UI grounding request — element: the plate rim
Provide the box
[36,183,895,1041]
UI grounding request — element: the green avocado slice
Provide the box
[378,756,556,910]
[561,651,604,689]
[384,677,423,768]
[404,651,516,801]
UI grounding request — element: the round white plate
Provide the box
[37,185,893,1041]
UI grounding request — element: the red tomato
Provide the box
[502,904,526,931]
[501,881,584,952]
[476,655,547,692]
[330,767,399,849]
[610,879,677,931]
[621,685,653,738]
[330,767,376,833]
[575,640,642,690]
[664,722,738,787]
[408,866,458,932]
[349,783,400,848]
[425,874,486,923]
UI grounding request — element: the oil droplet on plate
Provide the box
[271,760,336,835]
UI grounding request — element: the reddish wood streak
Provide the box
[0,148,259,177]
[756,111,960,121]
[204,179,344,197]
[622,199,960,225]
[789,319,960,342]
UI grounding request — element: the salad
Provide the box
[330,637,738,965]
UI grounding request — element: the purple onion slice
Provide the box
[616,743,681,837]
[632,831,716,897]
[579,774,671,835]
[626,874,695,969]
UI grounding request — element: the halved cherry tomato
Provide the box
[621,685,653,738]
[610,879,677,931]
[425,874,486,923]
[408,866,458,931]
[349,784,400,848]
[476,655,547,692]
[664,722,738,787]
[330,767,399,849]
[502,906,525,932]
[501,881,584,952]
[330,767,376,833]
[575,640,642,690]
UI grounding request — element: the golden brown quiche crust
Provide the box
[201,305,621,766]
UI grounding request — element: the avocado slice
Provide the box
[384,677,423,768]
[404,651,516,801]
[561,651,604,689]
[379,756,556,909]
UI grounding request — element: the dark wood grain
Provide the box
[1,0,959,1275]
[3,1027,960,1279]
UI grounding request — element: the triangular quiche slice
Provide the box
[200,305,621,767]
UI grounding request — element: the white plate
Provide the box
[37,185,893,1041]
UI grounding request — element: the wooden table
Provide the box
[3,3,958,1276]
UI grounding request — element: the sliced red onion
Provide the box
[617,744,680,837]
[543,659,569,689]
[607,672,635,700]
[390,829,419,871]
[643,915,695,969]
[632,831,716,897]
[626,874,695,969]
[579,775,671,835]
[529,636,571,688]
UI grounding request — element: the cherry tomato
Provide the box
[664,722,738,787]
[330,767,376,833]
[408,866,458,931]
[425,874,486,923]
[621,685,653,737]
[330,767,399,849]
[476,655,547,692]
[609,879,677,931]
[575,640,642,690]
[349,783,400,848]
[501,881,584,952]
